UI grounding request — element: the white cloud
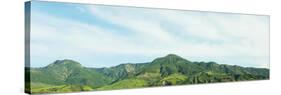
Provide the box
[88,6,269,56]
[30,5,269,68]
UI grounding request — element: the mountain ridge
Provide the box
[26,54,269,94]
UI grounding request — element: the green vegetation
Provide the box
[160,73,188,85]
[25,54,269,94]
[97,78,148,90]
[30,84,93,94]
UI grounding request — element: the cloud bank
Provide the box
[30,2,269,68]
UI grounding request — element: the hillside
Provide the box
[25,54,269,94]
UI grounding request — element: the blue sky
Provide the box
[29,1,269,68]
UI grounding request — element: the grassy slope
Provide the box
[97,78,148,90]
[30,82,93,94]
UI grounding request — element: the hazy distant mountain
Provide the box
[25,54,269,94]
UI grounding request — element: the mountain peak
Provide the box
[47,59,82,68]
[152,54,189,64]
[163,54,186,60]
[54,59,80,64]
[165,54,180,58]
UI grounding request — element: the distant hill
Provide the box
[25,54,269,94]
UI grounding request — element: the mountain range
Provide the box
[25,54,269,94]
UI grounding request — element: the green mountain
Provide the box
[25,54,269,94]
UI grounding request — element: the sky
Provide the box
[29,1,270,68]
